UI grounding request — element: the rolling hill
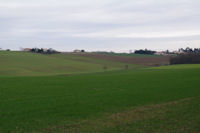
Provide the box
[0,51,139,76]
[0,51,169,76]
[0,51,199,133]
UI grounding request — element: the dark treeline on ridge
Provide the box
[170,53,200,65]
[134,49,156,55]
[170,47,200,65]
[25,48,59,54]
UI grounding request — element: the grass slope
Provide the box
[48,97,200,133]
[0,64,200,132]
[0,51,137,76]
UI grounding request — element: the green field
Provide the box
[0,52,200,132]
[0,51,138,76]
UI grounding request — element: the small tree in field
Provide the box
[103,65,107,71]
[125,65,129,70]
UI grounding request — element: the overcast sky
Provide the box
[0,0,200,52]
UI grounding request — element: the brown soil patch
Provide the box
[76,53,170,66]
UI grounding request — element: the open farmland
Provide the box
[0,51,168,76]
[0,0,199,132]
[0,51,140,76]
[76,52,170,66]
[0,51,200,133]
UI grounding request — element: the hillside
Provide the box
[3,51,199,133]
[0,51,138,76]
[0,51,168,76]
[74,52,169,66]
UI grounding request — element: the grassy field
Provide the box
[0,60,200,132]
[50,97,200,133]
[0,51,138,76]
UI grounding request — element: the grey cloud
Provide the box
[0,0,200,52]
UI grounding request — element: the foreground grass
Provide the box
[42,97,200,133]
[0,64,200,132]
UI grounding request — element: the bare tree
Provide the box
[103,65,107,71]
[125,65,129,70]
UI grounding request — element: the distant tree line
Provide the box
[30,48,59,54]
[134,49,156,55]
[178,47,200,54]
[170,53,200,65]
[0,48,11,51]
[170,47,200,64]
